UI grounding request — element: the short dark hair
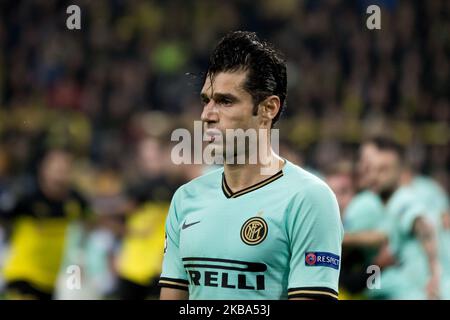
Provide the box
[365,136,405,161]
[206,31,287,126]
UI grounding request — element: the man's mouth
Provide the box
[204,129,222,143]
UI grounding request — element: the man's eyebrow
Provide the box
[212,93,238,101]
[200,93,209,101]
[200,92,238,101]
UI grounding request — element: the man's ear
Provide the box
[258,95,281,124]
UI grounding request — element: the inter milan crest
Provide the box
[240,217,268,246]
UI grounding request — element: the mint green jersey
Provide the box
[373,183,450,300]
[409,176,450,298]
[381,185,441,299]
[342,191,389,299]
[410,176,449,219]
[159,160,343,300]
[343,190,385,233]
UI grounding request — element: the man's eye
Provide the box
[218,99,232,105]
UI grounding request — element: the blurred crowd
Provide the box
[0,0,448,299]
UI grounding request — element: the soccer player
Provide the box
[158,31,343,300]
[369,139,445,299]
[328,148,388,299]
[399,153,450,299]
[341,140,389,273]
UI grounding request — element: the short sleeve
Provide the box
[287,182,344,300]
[158,188,189,291]
[386,193,429,256]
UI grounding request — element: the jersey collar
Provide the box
[221,169,284,199]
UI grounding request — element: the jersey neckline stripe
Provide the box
[221,170,284,199]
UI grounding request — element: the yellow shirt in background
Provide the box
[116,202,167,286]
[3,217,69,292]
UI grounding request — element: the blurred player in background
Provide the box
[338,139,388,299]
[54,169,123,300]
[369,139,449,299]
[0,148,91,299]
[344,139,387,238]
[341,137,449,299]
[159,31,343,300]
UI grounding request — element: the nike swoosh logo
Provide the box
[182,220,201,230]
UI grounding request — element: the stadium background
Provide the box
[0,0,448,299]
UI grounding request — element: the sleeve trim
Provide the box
[158,277,189,291]
[158,282,189,291]
[288,287,338,300]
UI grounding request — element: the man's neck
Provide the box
[223,149,285,193]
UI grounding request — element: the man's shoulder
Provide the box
[390,186,416,204]
[284,161,342,234]
[388,186,425,216]
[283,160,334,198]
[412,175,447,199]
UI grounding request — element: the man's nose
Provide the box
[201,101,218,123]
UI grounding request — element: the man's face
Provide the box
[200,70,262,159]
[39,151,72,194]
[357,142,378,189]
[326,173,355,215]
[137,138,163,176]
[371,150,402,195]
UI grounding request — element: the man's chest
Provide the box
[177,197,292,293]
[178,197,292,268]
